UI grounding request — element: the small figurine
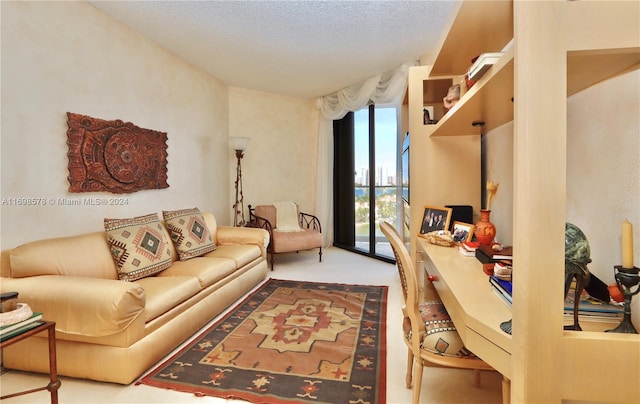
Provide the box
[443,85,460,110]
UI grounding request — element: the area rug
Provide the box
[138,278,388,404]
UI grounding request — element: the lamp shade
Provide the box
[229,137,250,151]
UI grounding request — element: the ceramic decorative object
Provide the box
[443,85,460,110]
[564,222,592,331]
[564,223,591,265]
[465,55,480,90]
[474,209,496,245]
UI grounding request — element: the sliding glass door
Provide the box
[334,105,400,261]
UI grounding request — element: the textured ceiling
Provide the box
[89,1,455,99]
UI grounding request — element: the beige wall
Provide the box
[485,69,639,323]
[1,2,320,250]
[229,87,319,218]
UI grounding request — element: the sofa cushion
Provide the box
[156,256,237,288]
[163,208,216,261]
[8,232,117,279]
[134,275,201,322]
[104,213,173,281]
[206,244,262,268]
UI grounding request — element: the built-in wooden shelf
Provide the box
[425,1,639,138]
[430,1,513,77]
[409,1,639,402]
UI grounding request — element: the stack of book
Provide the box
[488,277,624,322]
[493,260,513,280]
[458,241,479,257]
[489,275,512,307]
[0,309,44,342]
[467,52,505,81]
[476,243,513,261]
[564,282,624,321]
[476,243,513,277]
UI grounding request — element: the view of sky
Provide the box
[354,107,398,186]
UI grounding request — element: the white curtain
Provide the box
[314,61,416,246]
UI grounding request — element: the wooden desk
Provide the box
[417,239,513,377]
[417,238,628,403]
[1,321,60,404]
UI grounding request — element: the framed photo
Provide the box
[451,221,475,243]
[419,205,453,236]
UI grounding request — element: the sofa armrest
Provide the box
[216,226,270,260]
[216,226,270,249]
[1,275,145,337]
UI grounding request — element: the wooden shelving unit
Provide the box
[409,1,640,402]
[430,46,514,137]
[425,1,640,139]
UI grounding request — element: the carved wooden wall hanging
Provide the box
[66,112,169,194]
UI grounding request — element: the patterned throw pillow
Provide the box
[104,213,172,281]
[162,208,216,261]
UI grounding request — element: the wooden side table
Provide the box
[1,321,60,404]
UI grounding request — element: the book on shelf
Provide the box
[493,260,513,280]
[0,311,43,339]
[476,246,510,265]
[477,244,513,260]
[0,311,43,333]
[468,52,504,81]
[564,283,623,317]
[489,276,624,318]
[0,320,45,342]
[461,241,479,252]
[458,245,476,257]
[490,276,512,307]
[491,286,512,307]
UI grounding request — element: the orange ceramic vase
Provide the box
[474,209,496,245]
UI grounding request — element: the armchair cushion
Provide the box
[272,229,323,253]
[254,205,277,228]
[162,207,216,261]
[104,213,173,281]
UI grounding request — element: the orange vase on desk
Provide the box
[474,210,496,245]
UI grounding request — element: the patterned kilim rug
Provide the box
[138,278,388,403]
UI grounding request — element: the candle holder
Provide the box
[606,265,639,334]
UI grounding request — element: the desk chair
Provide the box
[380,221,494,404]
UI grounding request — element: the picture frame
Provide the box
[419,205,453,236]
[451,221,475,243]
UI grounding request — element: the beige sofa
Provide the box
[0,212,269,384]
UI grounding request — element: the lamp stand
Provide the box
[233,149,245,227]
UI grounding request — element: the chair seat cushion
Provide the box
[404,300,475,358]
[272,229,322,253]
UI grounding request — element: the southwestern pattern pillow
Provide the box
[104,213,172,281]
[162,207,216,261]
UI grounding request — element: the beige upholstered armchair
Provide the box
[248,202,322,270]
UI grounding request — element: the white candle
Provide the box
[622,220,634,269]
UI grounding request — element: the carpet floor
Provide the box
[139,278,388,404]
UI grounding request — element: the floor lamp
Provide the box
[230,137,250,227]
